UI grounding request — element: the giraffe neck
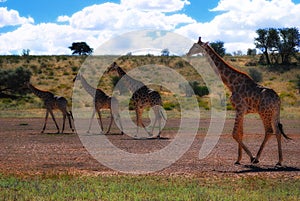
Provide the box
[115,66,144,92]
[27,83,53,100]
[78,75,98,97]
[203,44,254,91]
[116,66,127,77]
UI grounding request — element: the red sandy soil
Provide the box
[0,117,299,178]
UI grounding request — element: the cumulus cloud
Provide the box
[0,7,34,28]
[120,0,190,12]
[64,2,194,31]
[0,1,195,54]
[0,0,300,54]
[0,23,103,55]
[176,0,300,53]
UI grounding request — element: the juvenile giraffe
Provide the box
[26,82,74,134]
[107,62,164,138]
[74,73,123,134]
[187,37,291,166]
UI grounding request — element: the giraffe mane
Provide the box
[204,42,253,80]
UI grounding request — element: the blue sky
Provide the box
[0,0,299,55]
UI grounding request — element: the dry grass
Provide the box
[0,55,299,118]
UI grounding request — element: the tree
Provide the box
[254,27,299,65]
[254,28,279,65]
[247,48,257,56]
[0,67,32,98]
[161,48,170,56]
[69,42,93,55]
[278,27,300,64]
[210,41,226,57]
[22,49,30,56]
[248,68,262,83]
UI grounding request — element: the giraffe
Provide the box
[26,82,74,134]
[187,37,291,166]
[107,62,164,138]
[74,73,123,134]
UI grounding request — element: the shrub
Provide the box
[0,67,32,97]
[248,68,262,83]
[163,102,178,110]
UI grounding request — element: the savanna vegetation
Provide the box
[0,53,299,118]
[0,54,299,200]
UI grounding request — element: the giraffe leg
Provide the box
[135,107,150,137]
[41,110,49,133]
[273,116,283,166]
[140,109,152,136]
[106,111,114,134]
[96,109,104,134]
[67,111,74,132]
[237,118,244,164]
[135,108,141,137]
[87,109,96,133]
[253,133,272,164]
[275,132,282,166]
[151,106,162,138]
[49,110,60,133]
[254,114,275,164]
[116,113,124,135]
[111,98,124,134]
[61,113,66,134]
[232,112,254,164]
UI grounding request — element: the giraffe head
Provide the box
[107,62,119,73]
[186,37,209,56]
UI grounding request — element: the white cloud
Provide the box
[57,15,70,23]
[0,1,194,55]
[120,0,190,12]
[0,23,103,55]
[0,7,34,28]
[65,3,194,31]
[176,0,300,53]
[1,0,300,55]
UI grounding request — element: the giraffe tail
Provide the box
[278,123,292,140]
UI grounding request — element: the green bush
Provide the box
[248,68,263,83]
[163,102,179,110]
[0,66,32,97]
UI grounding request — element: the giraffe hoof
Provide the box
[275,162,282,167]
[251,158,259,164]
[234,161,241,165]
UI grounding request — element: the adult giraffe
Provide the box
[26,82,74,134]
[107,62,164,138]
[187,37,291,166]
